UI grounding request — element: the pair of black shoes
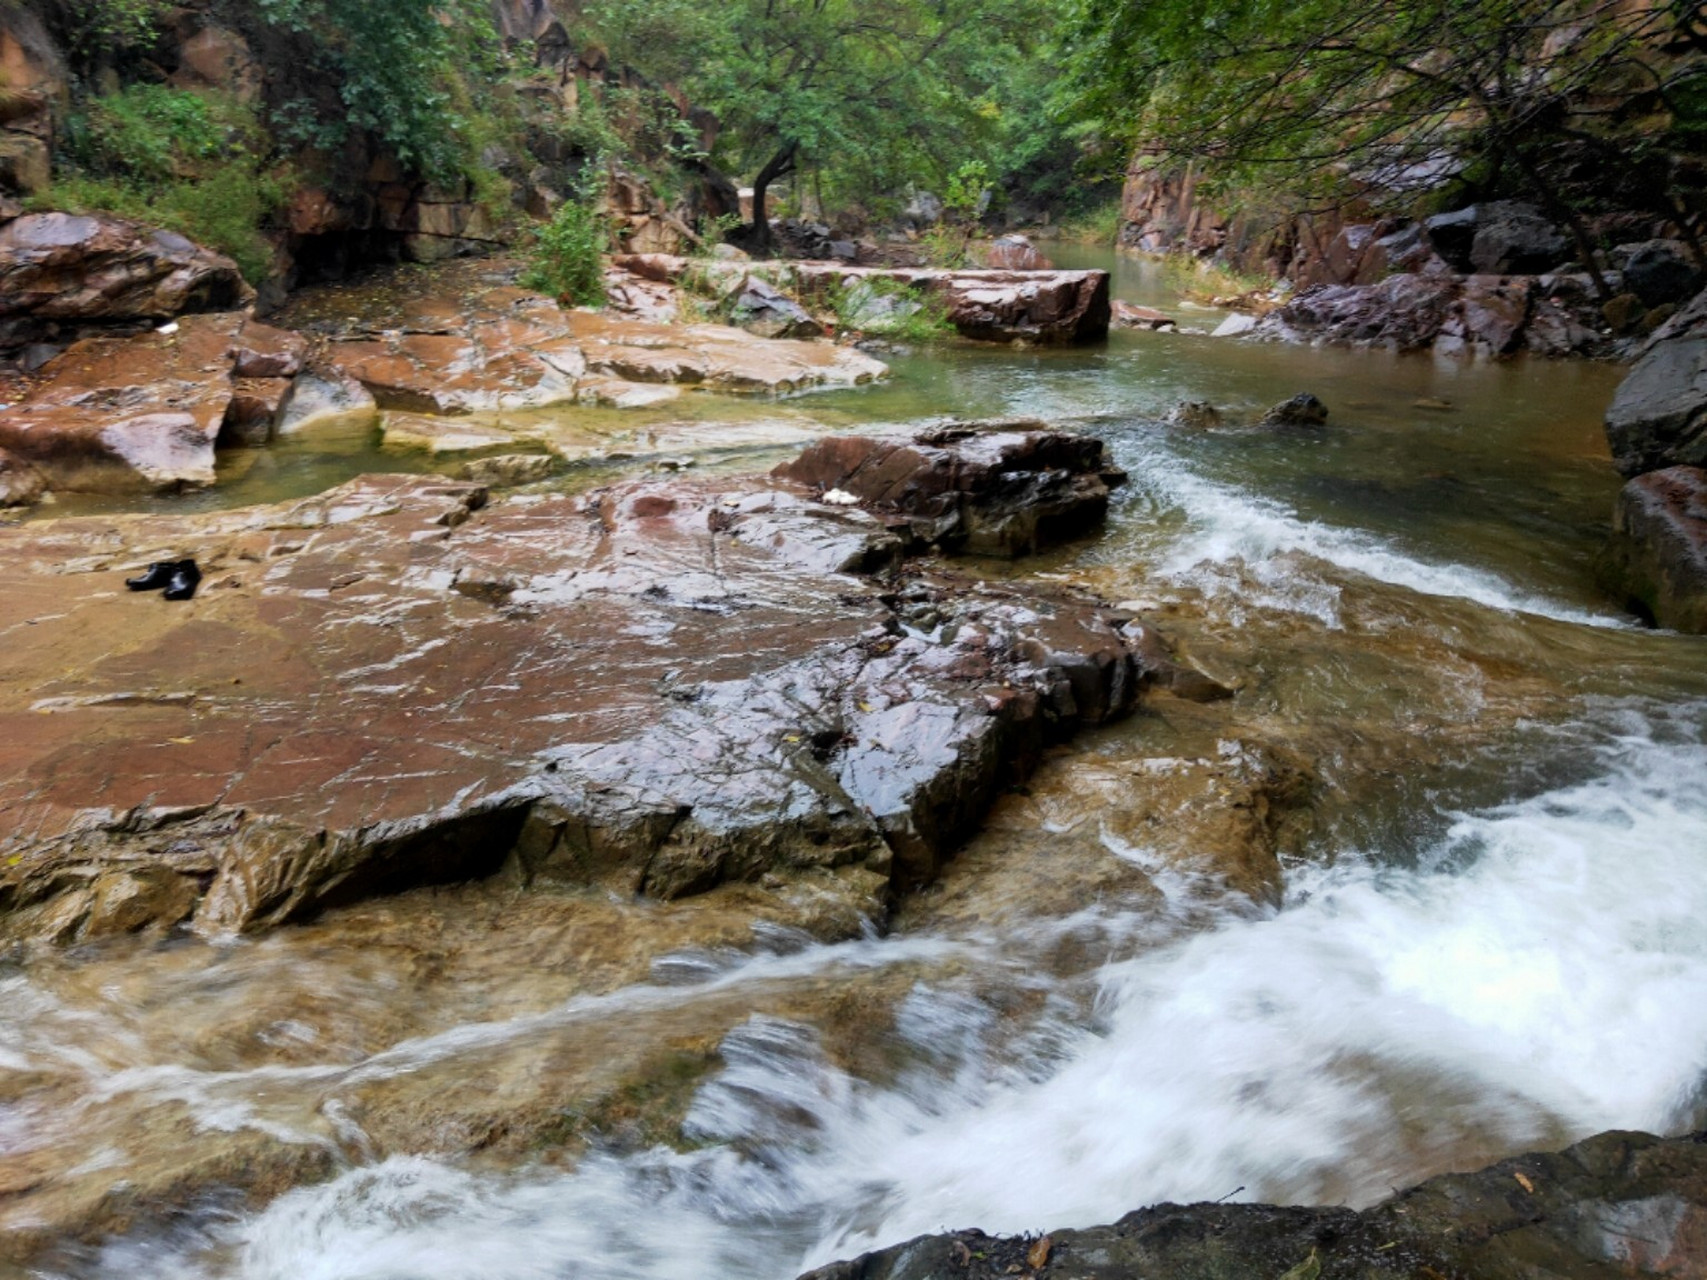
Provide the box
[126,558,201,601]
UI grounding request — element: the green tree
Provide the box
[591,0,1044,247]
[1059,0,1707,286]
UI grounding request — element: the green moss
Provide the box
[829,276,956,343]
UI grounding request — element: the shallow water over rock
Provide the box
[4,250,1705,1279]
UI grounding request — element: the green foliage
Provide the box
[45,85,283,282]
[828,276,954,342]
[47,0,169,61]
[1056,0,1707,256]
[65,84,232,185]
[251,0,504,182]
[943,161,991,219]
[521,201,610,307]
[586,0,1053,228]
[919,223,974,269]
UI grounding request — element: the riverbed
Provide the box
[8,250,1706,1280]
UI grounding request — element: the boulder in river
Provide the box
[0,428,1153,944]
[799,1128,1707,1280]
[1599,465,1707,633]
[775,420,1127,556]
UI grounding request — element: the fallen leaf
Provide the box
[949,1240,972,1267]
[858,700,875,713]
[1514,1172,1535,1193]
[1026,1235,1052,1270]
[169,736,195,745]
[1277,1249,1321,1280]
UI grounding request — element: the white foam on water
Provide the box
[1123,448,1625,628]
[102,711,1707,1280]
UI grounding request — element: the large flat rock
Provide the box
[793,264,1112,344]
[0,437,1148,945]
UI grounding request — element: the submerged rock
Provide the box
[775,420,1127,556]
[801,1128,1707,1280]
[1261,393,1329,427]
[1599,465,1707,633]
[0,428,1150,944]
[1110,300,1175,331]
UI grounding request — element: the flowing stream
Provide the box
[8,250,1707,1279]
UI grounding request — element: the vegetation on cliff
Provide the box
[1057,0,1707,262]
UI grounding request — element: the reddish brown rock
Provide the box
[775,420,1127,556]
[982,235,1053,271]
[1599,464,1707,633]
[230,319,307,379]
[0,213,252,349]
[0,445,1150,943]
[281,261,884,414]
[0,312,243,490]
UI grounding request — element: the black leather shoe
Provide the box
[162,560,201,601]
[125,560,179,591]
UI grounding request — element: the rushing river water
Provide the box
[10,250,1707,1279]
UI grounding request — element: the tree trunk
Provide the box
[749,140,799,250]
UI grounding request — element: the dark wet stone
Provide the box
[775,420,1127,557]
[800,1129,1707,1280]
[1605,289,1707,478]
[1260,393,1329,427]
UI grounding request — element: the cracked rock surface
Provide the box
[0,429,1159,945]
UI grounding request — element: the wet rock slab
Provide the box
[802,1128,1707,1280]
[796,264,1112,345]
[1252,271,1607,358]
[0,431,1149,944]
[0,313,302,492]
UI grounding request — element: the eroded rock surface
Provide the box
[801,1129,1707,1280]
[0,212,252,350]
[0,431,1145,945]
[798,264,1111,344]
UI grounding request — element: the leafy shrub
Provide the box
[46,87,284,283]
[521,201,610,306]
[65,84,231,185]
